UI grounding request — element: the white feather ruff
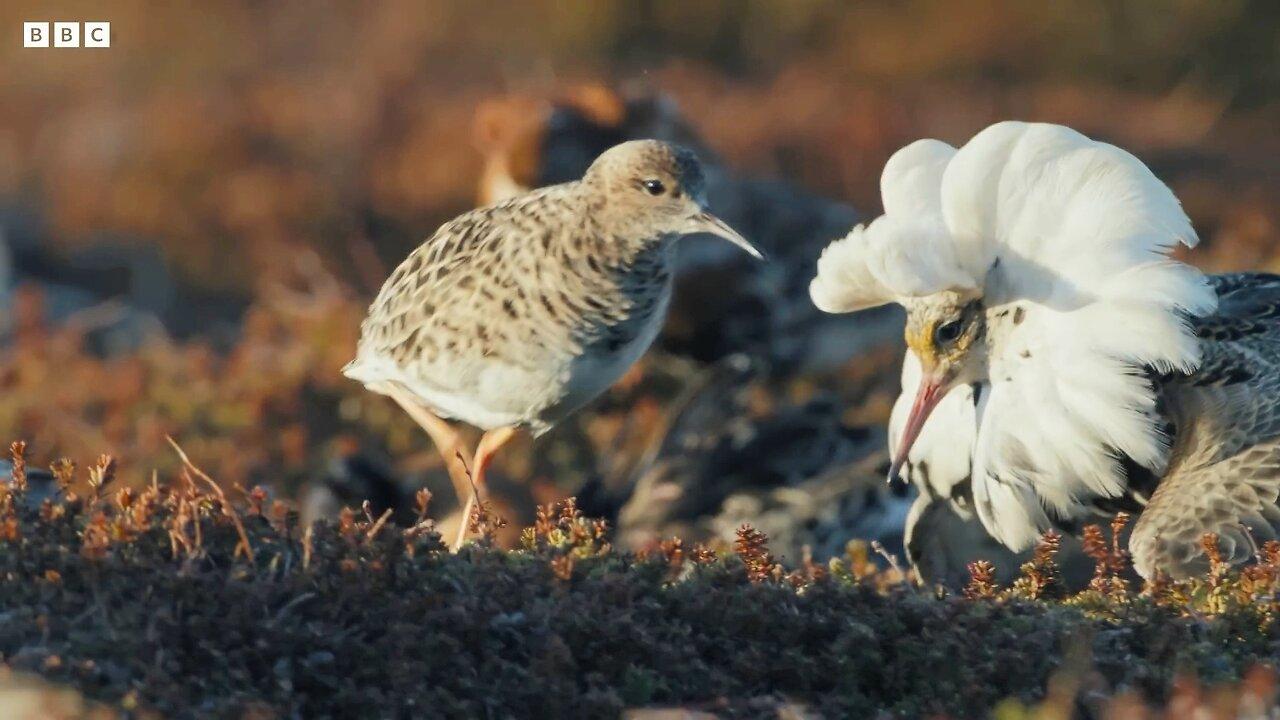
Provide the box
[810,139,970,314]
[816,121,1219,551]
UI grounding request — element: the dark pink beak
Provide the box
[887,374,947,484]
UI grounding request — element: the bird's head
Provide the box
[889,290,987,483]
[584,140,762,258]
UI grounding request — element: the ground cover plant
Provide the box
[2,443,1280,719]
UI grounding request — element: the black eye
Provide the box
[641,179,665,196]
[935,319,963,345]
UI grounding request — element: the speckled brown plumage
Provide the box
[343,140,757,548]
[1130,273,1280,578]
[345,140,758,436]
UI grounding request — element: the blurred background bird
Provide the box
[812,121,1280,579]
[610,353,906,562]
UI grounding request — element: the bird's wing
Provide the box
[347,185,576,381]
[1129,273,1280,578]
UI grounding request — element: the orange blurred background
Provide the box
[2,0,1279,545]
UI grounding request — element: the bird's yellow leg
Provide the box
[379,384,475,520]
[453,426,520,550]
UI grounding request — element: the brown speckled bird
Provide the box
[344,140,760,549]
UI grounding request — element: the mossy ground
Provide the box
[1,446,1279,719]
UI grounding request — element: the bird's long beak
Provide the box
[887,373,947,485]
[689,211,764,260]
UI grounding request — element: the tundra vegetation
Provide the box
[2,441,1280,719]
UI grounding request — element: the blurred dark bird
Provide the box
[613,355,908,562]
[0,210,220,353]
[345,140,758,550]
[299,448,418,528]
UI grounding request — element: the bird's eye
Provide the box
[641,179,665,196]
[934,319,963,345]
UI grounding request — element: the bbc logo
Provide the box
[24,22,110,48]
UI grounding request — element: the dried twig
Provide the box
[166,436,255,563]
[366,508,394,542]
[302,524,314,571]
[871,540,902,575]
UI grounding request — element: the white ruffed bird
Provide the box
[811,121,1280,580]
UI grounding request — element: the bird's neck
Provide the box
[978,301,1035,385]
[591,235,675,278]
